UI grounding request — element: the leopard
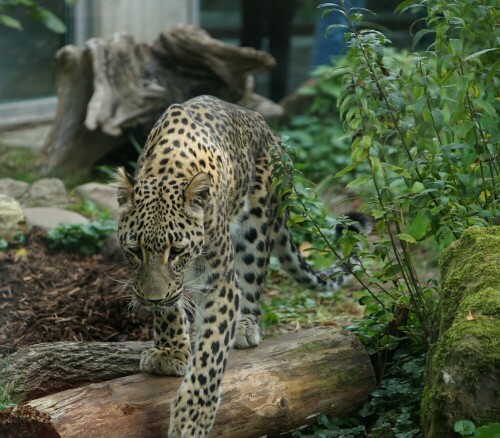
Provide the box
[115,95,369,437]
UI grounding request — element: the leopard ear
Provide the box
[184,172,211,216]
[114,166,135,207]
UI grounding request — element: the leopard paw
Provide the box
[234,315,261,349]
[140,347,189,376]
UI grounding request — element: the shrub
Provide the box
[275,0,498,435]
[44,220,117,255]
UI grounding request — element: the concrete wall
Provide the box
[76,0,199,44]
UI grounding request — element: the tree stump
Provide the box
[1,327,376,437]
[421,226,500,437]
[38,24,276,174]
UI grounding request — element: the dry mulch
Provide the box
[0,229,151,357]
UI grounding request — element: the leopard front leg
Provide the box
[168,256,239,437]
[141,306,191,376]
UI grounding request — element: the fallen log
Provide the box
[1,327,376,437]
[38,24,277,174]
[0,341,152,401]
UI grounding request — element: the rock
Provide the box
[21,178,70,207]
[24,207,89,231]
[0,194,25,241]
[101,234,126,263]
[421,226,500,437]
[73,183,120,219]
[0,178,29,200]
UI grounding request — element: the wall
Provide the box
[77,0,199,44]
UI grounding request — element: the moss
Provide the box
[438,226,500,334]
[422,227,500,438]
[293,339,331,356]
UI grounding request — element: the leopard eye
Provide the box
[127,246,143,261]
[169,246,184,261]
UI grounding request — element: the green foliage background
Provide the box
[274,0,499,436]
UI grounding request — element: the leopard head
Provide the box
[115,166,211,310]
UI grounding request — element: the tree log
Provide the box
[1,328,376,437]
[0,341,152,401]
[38,24,277,174]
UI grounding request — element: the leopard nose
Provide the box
[146,298,163,304]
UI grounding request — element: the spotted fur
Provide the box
[116,95,367,437]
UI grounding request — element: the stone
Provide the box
[0,178,29,200]
[21,178,69,207]
[421,226,500,437]
[101,234,126,263]
[73,183,120,219]
[24,207,89,232]
[0,194,25,241]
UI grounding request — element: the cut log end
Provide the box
[0,405,61,438]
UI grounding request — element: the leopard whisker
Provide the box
[180,294,206,324]
[102,271,134,286]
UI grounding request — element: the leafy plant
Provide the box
[276,58,363,183]
[455,420,477,437]
[0,0,67,33]
[329,0,498,347]
[293,415,366,438]
[0,360,17,411]
[66,199,112,221]
[273,0,498,436]
[0,385,15,411]
[454,420,500,437]
[45,220,117,255]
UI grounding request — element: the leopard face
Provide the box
[116,168,211,310]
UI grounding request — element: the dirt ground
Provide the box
[0,229,151,357]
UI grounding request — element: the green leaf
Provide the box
[397,233,417,244]
[0,14,22,30]
[431,109,444,132]
[464,48,498,61]
[454,120,475,139]
[31,7,66,33]
[371,209,385,219]
[325,23,348,34]
[412,28,434,48]
[449,39,463,56]
[431,205,444,215]
[340,236,355,258]
[369,156,380,173]
[472,99,497,118]
[413,96,426,118]
[346,174,372,188]
[388,92,406,112]
[475,423,500,438]
[351,146,368,163]
[406,211,431,240]
[453,419,475,436]
[411,181,425,193]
